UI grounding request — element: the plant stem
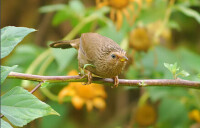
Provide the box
[40,88,59,101]
[22,49,51,87]
[63,14,100,40]
[37,51,59,101]
[38,55,54,75]
[154,0,175,42]
[138,92,149,106]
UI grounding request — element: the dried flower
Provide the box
[189,109,200,123]
[129,27,152,52]
[135,104,157,126]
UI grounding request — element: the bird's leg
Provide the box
[86,71,92,85]
[81,70,92,85]
[112,76,119,88]
[80,64,95,85]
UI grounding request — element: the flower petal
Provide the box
[93,97,106,110]
[58,86,75,103]
[71,96,84,110]
[86,100,93,111]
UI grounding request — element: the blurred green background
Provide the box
[1,0,200,128]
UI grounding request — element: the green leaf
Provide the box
[175,5,200,23]
[1,26,36,59]
[178,70,190,77]
[164,62,179,74]
[51,48,77,71]
[1,86,59,127]
[1,65,18,84]
[1,119,13,128]
[39,4,66,13]
[69,0,85,17]
[158,98,188,127]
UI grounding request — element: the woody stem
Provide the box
[7,72,200,89]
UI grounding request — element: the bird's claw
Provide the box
[86,71,92,85]
[80,71,92,85]
[112,76,119,88]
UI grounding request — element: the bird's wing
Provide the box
[80,33,106,62]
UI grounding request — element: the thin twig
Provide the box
[1,115,4,118]
[7,72,200,89]
[30,82,44,94]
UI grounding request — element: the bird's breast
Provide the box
[91,61,126,78]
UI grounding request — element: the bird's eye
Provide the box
[111,54,116,59]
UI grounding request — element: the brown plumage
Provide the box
[50,33,128,87]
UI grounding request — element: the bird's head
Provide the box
[107,51,128,66]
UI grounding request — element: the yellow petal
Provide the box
[116,10,123,31]
[93,97,106,110]
[91,84,107,98]
[58,86,75,103]
[86,100,93,111]
[71,96,84,110]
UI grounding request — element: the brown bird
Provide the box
[50,33,128,87]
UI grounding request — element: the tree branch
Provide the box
[7,72,200,89]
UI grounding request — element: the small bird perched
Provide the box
[50,33,128,87]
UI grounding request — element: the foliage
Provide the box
[1,87,59,127]
[1,65,17,84]
[164,62,190,79]
[1,0,200,128]
[1,27,59,128]
[1,26,36,59]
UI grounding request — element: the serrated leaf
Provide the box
[164,62,179,74]
[39,4,66,13]
[1,119,13,128]
[1,26,36,59]
[1,86,59,127]
[51,48,77,71]
[1,65,18,84]
[175,5,200,23]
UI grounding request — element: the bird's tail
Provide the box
[49,38,80,50]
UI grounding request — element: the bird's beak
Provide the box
[120,56,128,62]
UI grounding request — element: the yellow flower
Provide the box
[135,104,157,127]
[189,109,200,122]
[96,0,142,30]
[58,70,107,111]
